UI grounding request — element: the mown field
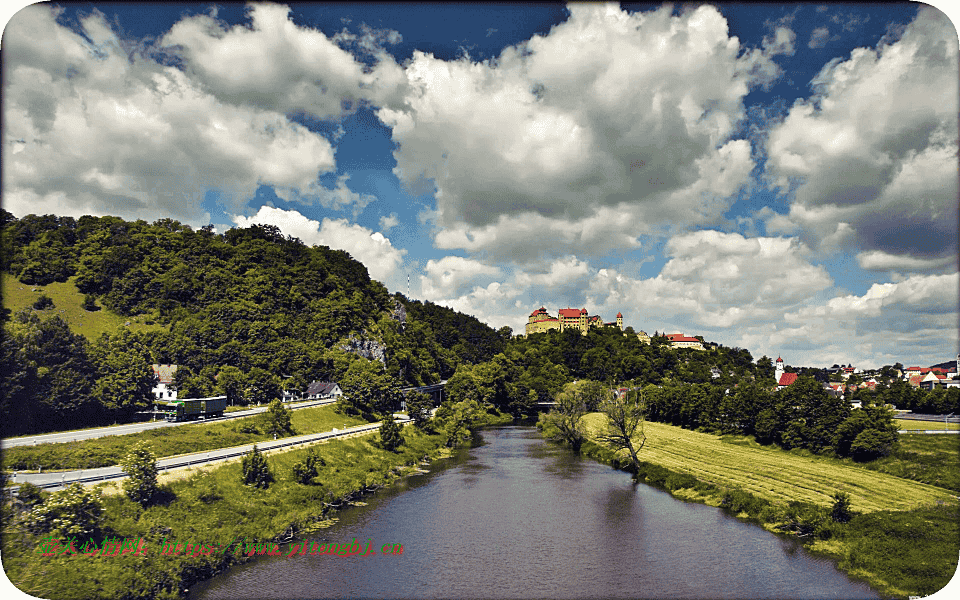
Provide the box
[581,414,957,512]
[2,273,165,341]
[894,418,959,431]
[2,405,368,471]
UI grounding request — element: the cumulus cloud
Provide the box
[766,6,959,270]
[420,255,502,299]
[160,3,405,118]
[379,3,774,261]
[231,205,405,284]
[379,213,400,232]
[585,230,833,330]
[2,4,343,222]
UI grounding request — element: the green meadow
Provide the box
[2,273,166,341]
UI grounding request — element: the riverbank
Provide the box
[1,424,458,600]
[560,413,959,599]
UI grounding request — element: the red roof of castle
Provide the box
[558,308,584,318]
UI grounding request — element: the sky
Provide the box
[2,1,958,370]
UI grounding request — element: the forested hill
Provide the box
[0,211,504,435]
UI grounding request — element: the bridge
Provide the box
[400,381,447,408]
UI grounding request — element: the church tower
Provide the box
[775,356,784,382]
[616,312,623,330]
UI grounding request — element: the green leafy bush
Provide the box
[291,450,325,484]
[28,483,103,538]
[241,444,273,489]
[831,490,853,523]
[120,441,158,505]
[32,294,54,310]
[379,414,403,452]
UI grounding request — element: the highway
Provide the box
[0,399,335,449]
[9,415,411,493]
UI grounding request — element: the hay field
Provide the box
[582,413,957,513]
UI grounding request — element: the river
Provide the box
[192,426,879,599]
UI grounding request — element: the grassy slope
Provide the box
[2,405,368,471]
[2,273,165,341]
[581,414,955,512]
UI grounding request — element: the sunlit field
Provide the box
[582,414,956,512]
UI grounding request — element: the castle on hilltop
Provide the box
[525,307,651,343]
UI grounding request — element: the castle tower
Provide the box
[617,312,623,330]
[775,356,784,381]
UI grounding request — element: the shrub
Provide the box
[32,294,54,310]
[379,414,403,452]
[831,491,853,523]
[120,441,158,505]
[664,472,699,491]
[81,294,100,311]
[241,445,273,489]
[291,450,326,484]
[28,483,103,538]
[720,488,769,516]
[15,482,45,508]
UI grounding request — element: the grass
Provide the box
[894,418,959,431]
[2,425,452,600]
[2,405,368,471]
[581,414,955,513]
[2,273,166,341]
[861,433,960,492]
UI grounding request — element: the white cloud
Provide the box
[379,213,400,232]
[420,256,501,299]
[379,3,773,261]
[807,26,834,49]
[2,5,339,223]
[231,205,405,285]
[766,6,959,270]
[763,26,796,56]
[160,3,405,118]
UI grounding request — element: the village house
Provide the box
[305,381,343,400]
[151,364,178,400]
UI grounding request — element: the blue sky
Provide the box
[2,2,958,370]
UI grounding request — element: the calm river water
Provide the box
[192,426,879,599]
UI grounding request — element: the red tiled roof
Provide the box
[671,336,700,343]
[907,374,925,387]
[558,308,584,318]
[778,373,799,386]
[617,312,622,318]
[152,364,178,384]
[776,356,783,363]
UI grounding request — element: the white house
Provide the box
[151,364,178,400]
[305,381,343,400]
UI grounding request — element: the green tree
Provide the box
[90,330,155,419]
[291,450,325,484]
[28,483,103,539]
[435,399,481,448]
[120,441,159,505]
[214,365,246,406]
[543,383,589,452]
[379,414,403,452]
[245,367,282,406]
[81,294,100,311]
[597,389,646,473]
[339,359,403,419]
[32,294,54,310]
[241,444,273,489]
[263,399,294,437]
[405,391,433,430]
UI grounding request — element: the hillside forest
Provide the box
[2,211,956,457]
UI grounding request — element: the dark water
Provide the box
[192,426,879,599]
